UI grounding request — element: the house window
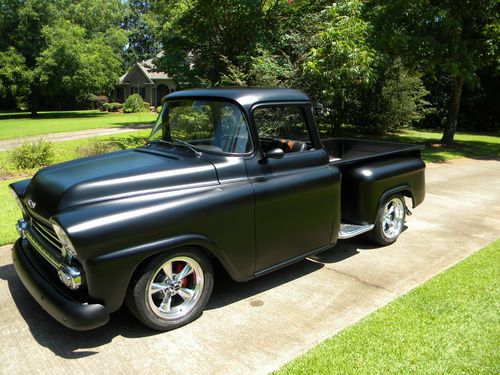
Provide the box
[139,87,145,99]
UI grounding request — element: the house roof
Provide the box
[139,58,171,80]
[119,58,170,84]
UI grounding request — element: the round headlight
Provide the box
[9,186,27,216]
[51,221,77,259]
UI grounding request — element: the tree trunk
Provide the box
[29,83,39,117]
[441,76,463,146]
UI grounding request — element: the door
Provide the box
[245,104,341,273]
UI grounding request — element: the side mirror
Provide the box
[265,147,285,160]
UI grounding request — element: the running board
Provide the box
[338,223,374,239]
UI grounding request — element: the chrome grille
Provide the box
[30,216,63,254]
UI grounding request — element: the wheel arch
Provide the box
[85,234,250,313]
[378,185,414,209]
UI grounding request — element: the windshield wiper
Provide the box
[149,139,202,157]
[172,139,202,158]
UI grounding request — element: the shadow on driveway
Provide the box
[0,236,382,359]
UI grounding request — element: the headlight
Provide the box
[9,186,27,216]
[51,221,77,259]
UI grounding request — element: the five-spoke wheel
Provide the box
[126,248,213,331]
[368,194,406,246]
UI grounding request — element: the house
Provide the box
[112,58,176,106]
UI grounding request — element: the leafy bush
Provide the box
[108,135,148,150]
[110,102,123,112]
[143,101,151,110]
[102,102,123,112]
[361,60,432,134]
[88,94,108,110]
[10,139,54,170]
[77,140,115,157]
[123,94,148,113]
[77,135,147,157]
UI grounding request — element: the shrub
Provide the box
[124,94,147,113]
[102,102,123,112]
[143,101,151,110]
[109,102,123,112]
[109,135,148,150]
[89,94,108,110]
[77,140,116,157]
[10,139,54,170]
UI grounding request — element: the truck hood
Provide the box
[24,149,218,218]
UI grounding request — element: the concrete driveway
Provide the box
[0,158,499,374]
[0,123,152,151]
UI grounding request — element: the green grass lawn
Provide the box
[0,130,151,245]
[331,128,500,163]
[382,130,500,163]
[0,178,22,246]
[0,110,156,140]
[275,239,500,375]
[0,129,151,176]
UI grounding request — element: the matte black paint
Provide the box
[12,239,109,330]
[9,88,425,329]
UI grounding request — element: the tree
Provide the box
[0,48,31,109]
[366,0,499,145]
[36,20,123,104]
[122,0,161,68]
[0,0,127,114]
[302,0,376,134]
[151,0,282,86]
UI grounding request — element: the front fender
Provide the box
[83,233,238,313]
[53,182,256,312]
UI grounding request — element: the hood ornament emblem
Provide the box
[27,199,36,209]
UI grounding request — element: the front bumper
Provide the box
[12,238,109,331]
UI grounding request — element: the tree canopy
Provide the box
[0,0,127,115]
[0,0,497,141]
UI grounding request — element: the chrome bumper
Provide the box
[16,219,82,290]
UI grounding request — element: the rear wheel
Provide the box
[126,247,213,331]
[368,195,406,246]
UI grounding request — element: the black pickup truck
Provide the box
[9,88,425,331]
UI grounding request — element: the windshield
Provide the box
[149,100,252,154]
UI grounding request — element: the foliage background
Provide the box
[0,0,498,143]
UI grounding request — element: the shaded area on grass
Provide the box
[275,239,500,375]
[0,110,108,120]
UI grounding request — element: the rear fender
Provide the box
[340,157,425,224]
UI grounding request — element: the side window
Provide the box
[253,106,311,153]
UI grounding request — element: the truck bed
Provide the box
[322,138,424,166]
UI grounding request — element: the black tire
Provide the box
[126,247,214,331]
[368,194,406,246]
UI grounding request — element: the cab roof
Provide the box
[165,87,310,109]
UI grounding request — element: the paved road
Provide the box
[0,123,153,151]
[0,158,499,375]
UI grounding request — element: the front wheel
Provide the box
[126,247,214,331]
[368,195,406,246]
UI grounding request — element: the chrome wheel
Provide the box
[147,256,205,320]
[382,197,405,239]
